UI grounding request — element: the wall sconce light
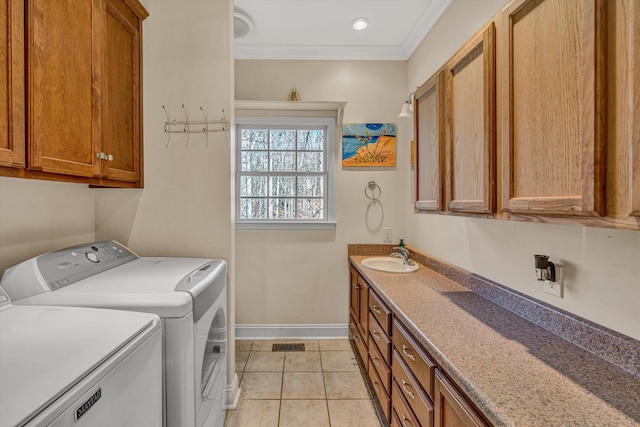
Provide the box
[534,254,555,282]
[398,89,419,117]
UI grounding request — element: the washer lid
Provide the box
[14,257,218,318]
[0,305,159,427]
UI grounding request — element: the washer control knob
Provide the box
[86,252,99,263]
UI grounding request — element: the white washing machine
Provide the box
[0,241,227,427]
[0,287,163,427]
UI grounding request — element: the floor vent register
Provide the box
[272,343,305,352]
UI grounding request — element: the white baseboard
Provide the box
[235,323,349,340]
[225,373,241,410]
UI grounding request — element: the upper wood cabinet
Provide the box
[0,0,24,168]
[27,0,102,178]
[630,0,640,217]
[103,0,145,182]
[415,69,446,212]
[500,0,607,217]
[21,0,147,184]
[446,22,496,214]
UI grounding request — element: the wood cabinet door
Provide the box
[631,0,640,217]
[0,0,24,167]
[434,371,487,427]
[446,22,496,214]
[102,0,146,182]
[501,0,606,217]
[415,69,446,211]
[349,266,359,320]
[27,0,102,177]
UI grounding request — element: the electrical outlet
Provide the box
[543,280,563,298]
[383,227,392,243]
[543,265,563,298]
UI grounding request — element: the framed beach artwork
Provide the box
[342,123,397,167]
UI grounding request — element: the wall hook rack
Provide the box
[162,105,229,148]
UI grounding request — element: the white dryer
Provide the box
[0,287,162,427]
[0,241,227,427]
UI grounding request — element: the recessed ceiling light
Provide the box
[234,7,254,39]
[352,17,369,31]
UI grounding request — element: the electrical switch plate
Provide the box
[543,265,563,298]
[383,227,392,243]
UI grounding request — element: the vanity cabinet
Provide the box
[434,371,488,427]
[27,0,147,183]
[349,266,369,365]
[349,263,489,427]
[0,0,24,168]
[445,22,496,214]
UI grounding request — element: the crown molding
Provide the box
[235,45,408,61]
[402,0,452,58]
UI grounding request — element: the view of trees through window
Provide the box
[239,126,326,220]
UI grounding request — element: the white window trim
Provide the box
[235,116,336,230]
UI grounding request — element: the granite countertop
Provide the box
[349,255,640,427]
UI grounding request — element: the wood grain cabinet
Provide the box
[434,371,487,427]
[0,0,24,168]
[25,0,147,184]
[446,22,496,214]
[415,69,446,212]
[500,0,607,217]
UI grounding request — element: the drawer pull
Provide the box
[372,356,381,368]
[354,335,360,342]
[401,379,415,400]
[353,283,358,289]
[372,380,381,394]
[372,305,382,315]
[401,413,414,427]
[402,345,416,361]
[372,330,381,342]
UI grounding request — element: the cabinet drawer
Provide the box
[368,357,391,422]
[391,409,402,427]
[392,380,422,427]
[349,316,368,368]
[369,335,391,393]
[369,313,392,365]
[369,289,392,335]
[393,350,434,426]
[393,319,435,399]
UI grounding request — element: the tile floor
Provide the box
[226,339,383,427]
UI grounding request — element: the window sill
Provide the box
[235,221,337,230]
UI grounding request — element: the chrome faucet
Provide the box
[390,247,414,266]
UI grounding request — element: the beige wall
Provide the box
[0,178,95,273]
[405,0,640,340]
[235,60,409,326]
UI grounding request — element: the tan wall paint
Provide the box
[235,60,409,326]
[405,0,640,340]
[0,178,95,273]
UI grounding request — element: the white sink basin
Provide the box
[361,257,419,273]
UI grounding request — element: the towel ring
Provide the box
[365,181,381,200]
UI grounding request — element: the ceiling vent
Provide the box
[234,8,254,39]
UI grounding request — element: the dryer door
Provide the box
[195,288,227,427]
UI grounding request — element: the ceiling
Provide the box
[234,0,452,61]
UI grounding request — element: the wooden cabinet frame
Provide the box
[631,0,640,217]
[415,69,446,211]
[446,22,496,214]
[0,0,25,167]
[434,371,487,427]
[501,0,607,217]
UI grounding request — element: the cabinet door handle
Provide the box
[107,154,113,161]
[371,330,381,342]
[372,356,381,368]
[354,335,360,342]
[401,378,415,400]
[401,413,414,427]
[352,283,358,289]
[402,345,416,361]
[372,305,382,315]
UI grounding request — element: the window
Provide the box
[235,116,336,229]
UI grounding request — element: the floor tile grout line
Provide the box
[319,347,332,427]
